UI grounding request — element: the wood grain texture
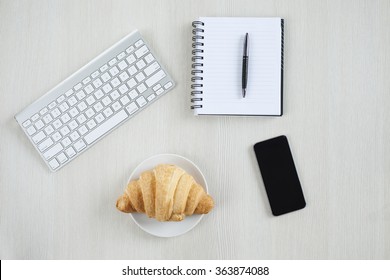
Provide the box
[0,0,389,259]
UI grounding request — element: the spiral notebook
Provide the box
[191,17,284,116]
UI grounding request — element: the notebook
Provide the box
[191,17,284,116]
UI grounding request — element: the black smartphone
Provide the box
[253,135,306,216]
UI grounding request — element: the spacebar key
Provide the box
[84,110,128,144]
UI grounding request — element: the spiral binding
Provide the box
[191,21,205,109]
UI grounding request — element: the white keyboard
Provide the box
[15,30,175,171]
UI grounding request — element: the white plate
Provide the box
[127,154,208,237]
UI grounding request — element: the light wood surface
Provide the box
[0,0,389,259]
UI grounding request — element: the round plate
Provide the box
[127,154,208,237]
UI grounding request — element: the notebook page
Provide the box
[196,17,282,115]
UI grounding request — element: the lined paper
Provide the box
[194,17,282,115]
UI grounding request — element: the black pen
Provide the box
[242,33,249,98]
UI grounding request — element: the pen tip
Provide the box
[242,89,246,98]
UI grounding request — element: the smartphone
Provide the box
[253,135,306,216]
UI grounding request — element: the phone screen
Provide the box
[253,135,306,216]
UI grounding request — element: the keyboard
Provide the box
[15,30,175,172]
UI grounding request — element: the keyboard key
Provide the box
[111,77,121,88]
[117,52,126,60]
[40,107,48,116]
[120,95,130,106]
[126,102,139,115]
[38,138,54,151]
[135,39,144,48]
[86,95,96,106]
[52,132,62,142]
[61,137,72,147]
[118,60,128,71]
[102,96,112,106]
[144,53,155,63]
[87,119,96,129]
[70,131,80,141]
[44,125,55,135]
[103,84,113,93]
[69,107,79,118]
[144,62,160,76]
[136,96,147,107]
[153,84,161,91]
[65,89,74,97]
[127,65,137,75]
[110,90,120,100]
[61,113,71,123]
[95,113,105,123]
[35,120,44,130]
[57,95,66,103]
[126,54,136,65]
[68,96,77,106]
[147,94,156,102]
[23,120,32,128]
[78,125,88,135]
[85,108,95,118]
[76,114,87,124]
[100,64,109,72]
[127,78,137,89]
[109,66,119,76]
[82,77,91,85]
[108,58,117,66]
[60,126,70,136]
[101,72,111,82]
[119,71,130,82]
[94,89,104,100]
[135,72,145,82]
[51,108,61,118]
[43,143,63,160]
[43,114,53,124]
[65,147,76,158]
[119,84,129,94]
[52,119,62,129]
[145,70,166,87]
[49,158,60,170]
[76,91,86,101]
[68,120,79,130]
[126,45,135,53]
[32,131,46,143]
[136,59,146,70]
[59,102,70,112]
[91,70,100,79]
[74,139,86,152]
[103,107,113,118]
[164,81,173,89]
[84,84,94,94]
[57,153,68,164]
[112,101,121,111]
[84,110,128,144]
[135,45,148,58]
[128,89,138,99]
[93,102,104,112]
[31,114,40,122]
[156,88,164,95]
[48,101,56,109]
[137,83,147,94]
[26,125,36,135]
[93,78,103,88]
[77,101,87,112]
[74,83,82,91]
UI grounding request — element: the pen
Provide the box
[242,32,249,98]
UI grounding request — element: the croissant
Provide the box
[116,164,214,221]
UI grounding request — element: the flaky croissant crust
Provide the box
[116,164,214,221]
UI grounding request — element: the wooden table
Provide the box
[0,0,389,259]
